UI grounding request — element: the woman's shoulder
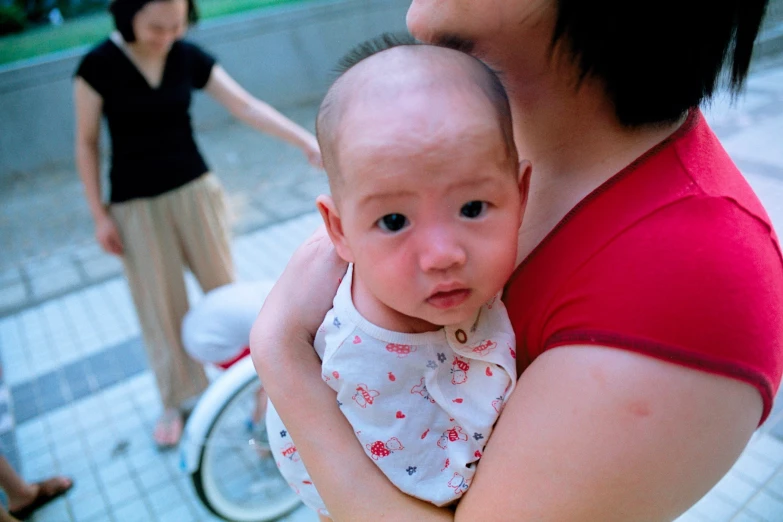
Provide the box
[169,39,217,87]
[173,39,216,61]
[75,38,117,83]
[81,38,116,62]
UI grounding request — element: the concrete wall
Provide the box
[0,0,410,176]
[757,0,783,59]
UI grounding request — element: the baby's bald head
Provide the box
[316,34,516,198]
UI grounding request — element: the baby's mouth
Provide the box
[426,288,471,310]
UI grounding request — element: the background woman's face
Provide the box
[131,0,188,54]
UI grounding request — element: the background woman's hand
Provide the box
[95,212,123,256]
[302,136,323,169]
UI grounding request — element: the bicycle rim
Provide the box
[193,378,301,521]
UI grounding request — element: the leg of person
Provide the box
[174,173,234,294]
[0,456,72,520]
[111,194,209,448]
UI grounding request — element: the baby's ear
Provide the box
[316,195,355,263]
[517,159,533,226]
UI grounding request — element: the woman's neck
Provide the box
[494,47,683,262]
[111,31,164,63]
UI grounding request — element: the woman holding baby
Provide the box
[252,0,782,520]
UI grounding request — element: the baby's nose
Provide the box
[419,230,467,272]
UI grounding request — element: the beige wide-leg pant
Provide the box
[111,174,234,410]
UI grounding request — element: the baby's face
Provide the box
[331,90,524,329]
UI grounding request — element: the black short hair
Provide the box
[552,0,769,126]
[317,33,518,194]
[334,32,419,74]
[321,32,513,153]
[109,0,199,43]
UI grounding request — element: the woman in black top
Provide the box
[73,0,320,448]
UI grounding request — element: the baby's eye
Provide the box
[460,201,487,219]
[377,213,409,233]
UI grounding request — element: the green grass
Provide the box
[0,0,308,66]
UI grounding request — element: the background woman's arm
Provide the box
[73,77,123,256]
[204,65,321,167]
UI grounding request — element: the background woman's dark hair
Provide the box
[552,0,769,127]
[110,0,199,42]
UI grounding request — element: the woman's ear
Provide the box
[316,194,355,263]
[517,159,533,226]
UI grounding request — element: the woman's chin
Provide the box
[406,1,438,43]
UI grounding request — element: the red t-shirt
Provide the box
[504,110,783,423]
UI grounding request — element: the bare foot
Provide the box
[153,408,183,449]
[8,476,73,520]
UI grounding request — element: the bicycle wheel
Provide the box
[192,376,301,521]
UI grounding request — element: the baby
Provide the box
[266,34,530,518]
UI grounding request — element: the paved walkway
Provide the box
[1,59,783,521]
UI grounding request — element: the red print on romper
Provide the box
[471,339,497,356]
[386,343,416,357]
[388,372,396,381]
[353,383,379,408]
[508,343,516,359]
[280,443,300,462]
[411,377,436,403]
[448,473,470,494]
[451,356,470,385]
[438,426,469,449]
[492,395,506,414]
[366,438,404,460]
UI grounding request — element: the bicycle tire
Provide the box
[191,375,301,521]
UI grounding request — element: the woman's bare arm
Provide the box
[204,65,321,167]
[455,346,760,521]
[73,77,123,256]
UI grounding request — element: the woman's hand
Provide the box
[301,135,323,169]
[95,211,123,256]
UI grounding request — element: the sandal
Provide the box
[9,476,73,520]
[153,408,183,450]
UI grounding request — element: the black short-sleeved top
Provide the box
[75,38,215,203]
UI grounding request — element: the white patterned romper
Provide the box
[266,265,517,515]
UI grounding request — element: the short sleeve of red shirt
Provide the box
[505,111,783,423]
